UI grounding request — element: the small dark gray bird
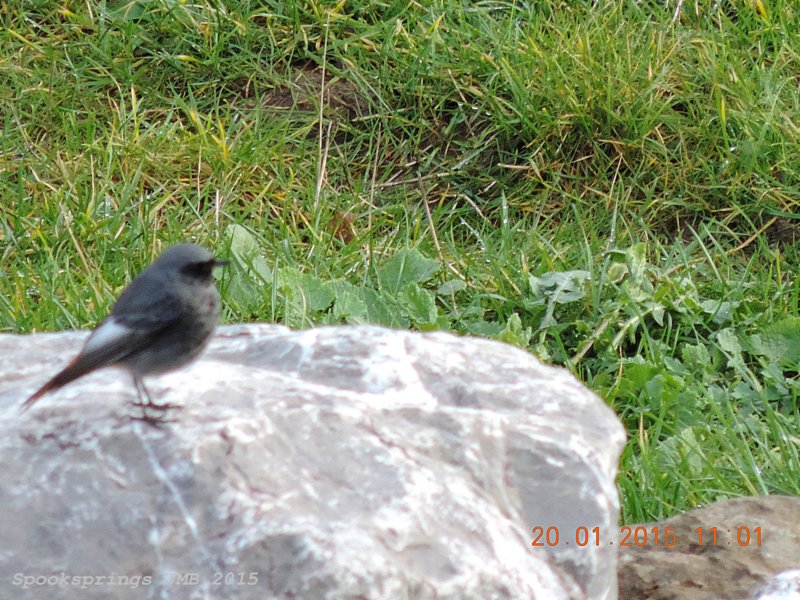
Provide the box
[21,243,227,419]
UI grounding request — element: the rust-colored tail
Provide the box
[20,357,97,413]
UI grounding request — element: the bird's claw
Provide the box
[129,400,182,425]
[132,399,183,411]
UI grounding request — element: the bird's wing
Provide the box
[20,313,174,412]
[20,277,185,413]
[77,315,161,367]
[86,283,185,363]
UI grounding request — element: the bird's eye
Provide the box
[181,261,213,278]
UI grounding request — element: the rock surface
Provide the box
[618,495,800,600]
[0,324,626,599]
[753,569,800,600]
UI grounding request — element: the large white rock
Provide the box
[0,324,625,599]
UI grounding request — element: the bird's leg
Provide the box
[132,374,153,406]
[130,375,181,424]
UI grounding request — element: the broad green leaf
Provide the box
[398,283,438,326]
[528,270,590,303]
[716,328,745,370]
[437,279,467,295]
[361,288,409,328]
[325,279,368,322]
[224,224,272,313]
[626,243,648,283]
[498,313,532,347]
[701,299,738,325]
[278,268,334,312]
[377,248,440,295]
[606,261,628,283]
[464,320,504,337]
[529,270,590,328]
[749,317,800,366]
[226,223,271,284]
[107,0,148,21]
[730,381,759,402]
[659,428,704,477]
[682,343,711,372]
[618,358,654,391]
[649,302,665,326]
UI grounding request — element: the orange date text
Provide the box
[531,525,762,547]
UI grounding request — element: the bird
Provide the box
[21,243,227,420]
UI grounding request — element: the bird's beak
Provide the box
[212,258,229,268]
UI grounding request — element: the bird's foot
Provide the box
[132,398,183,411]
[128,411,179,427]
[129,399,182,425]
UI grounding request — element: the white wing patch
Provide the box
[84,318,134,354]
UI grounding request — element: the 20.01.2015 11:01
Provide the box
[530,525,763,547]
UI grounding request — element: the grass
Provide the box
[2,0,800,524]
